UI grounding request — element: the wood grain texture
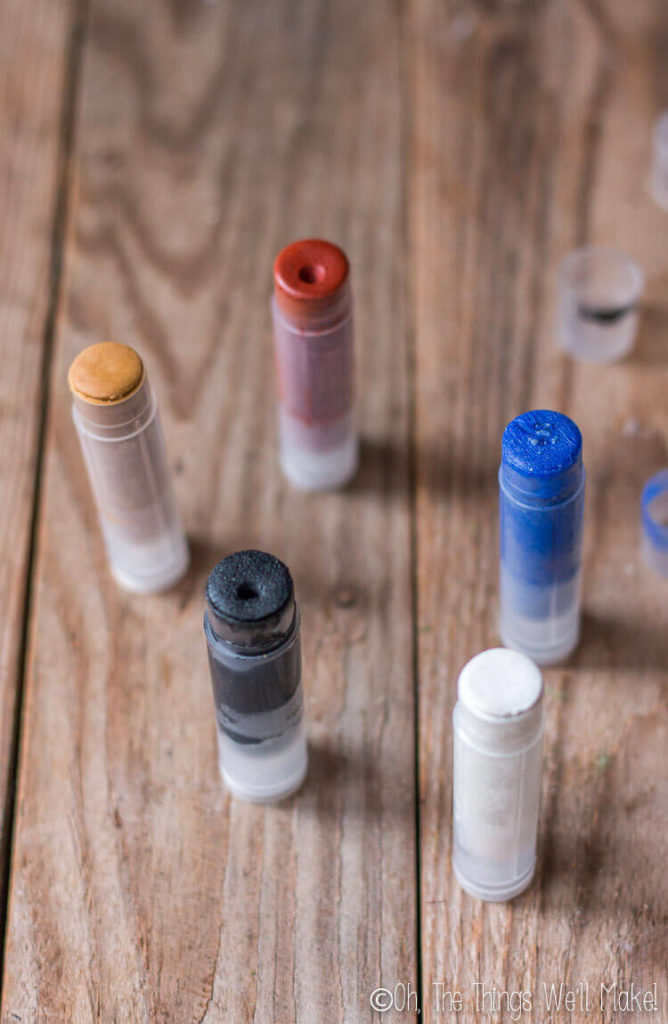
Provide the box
[4,0,668,1019]
[0,0,74,906]
[412,0,668,1021]
[1,0,417,1021]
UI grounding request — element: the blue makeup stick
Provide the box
[499,410,585,665]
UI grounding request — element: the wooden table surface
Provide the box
[1,0,666,1021]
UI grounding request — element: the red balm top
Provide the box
[273,239,350,322]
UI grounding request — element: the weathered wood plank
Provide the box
[412,0,667,1020]
[0,0,75,917]
[1,0,417,1020]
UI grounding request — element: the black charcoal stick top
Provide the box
[205,549,296,652]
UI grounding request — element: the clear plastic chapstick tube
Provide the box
[271,238,358,490]
[557,247,644,364]
[204,549,308,803]
[452,648,545,902]
[649,110,668,211]
[68,342,189,593]
[499,410,585,666]
[641,470,668,578]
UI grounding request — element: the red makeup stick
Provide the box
[271,239,358,490]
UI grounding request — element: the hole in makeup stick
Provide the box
[237,582,259,601]
[298,263,326,284]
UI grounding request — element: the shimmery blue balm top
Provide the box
[499,410,586,665]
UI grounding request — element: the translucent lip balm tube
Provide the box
[204,549,308,803]
[499,409,585,666]
[452,648,545,902]
[271,238,358,491]
[68,342,189,593]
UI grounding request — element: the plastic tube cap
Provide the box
[641,471,668,578]
[557,248,644,364]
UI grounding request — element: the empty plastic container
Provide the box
[557,247,644,364]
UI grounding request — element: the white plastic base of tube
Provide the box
[218,722,308,804]
[279,408,358,491]
[499,569,581,666]
[642,536,668,578]
[106,529,190,594]
[500,606,579,666]
[281,434,358,492]
[453,856,535,903]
